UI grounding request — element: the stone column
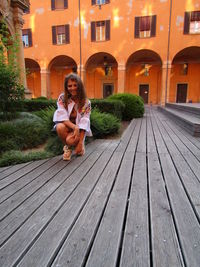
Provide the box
[160,61,172,105]
[117,64,126,93]
[40,68,50,98]
[13,6,31,98]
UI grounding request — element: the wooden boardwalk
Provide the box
[0,107,200,267]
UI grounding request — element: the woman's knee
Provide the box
[56,123,67,134]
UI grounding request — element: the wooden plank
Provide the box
[149,109,168,154]
[120,152,150,267]
[85,151,135,267]
[137,115,146,153]
[0,156,61,204]
[0,159,49,189]
[0,157,65,220]
[170,154,200,220]
[148,153,184,266]
[159,153,200,266]
[153,109,200,181]
[84,120,142,267]
[0,139,111,246]
[0,162,32,180]
[152,109,200,220]
[21,150,125,267]
[0,141,119,266]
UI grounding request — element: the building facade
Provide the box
[22,0,200,104]
[0,0,29,90]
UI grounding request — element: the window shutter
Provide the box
[28,29,32,46]
[150,15,156,37]
[65,24,70,43]
[51,0,55,10]
[105,20,110,40]
[184,12,190,34]
[64,0,68,9]
[52,26,57,44]
[91,0,96,5]
[91,21,96,41]
[134,17,140,38]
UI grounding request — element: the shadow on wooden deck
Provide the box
[0,106,200,267]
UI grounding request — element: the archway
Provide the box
[126,49,162,104]
[48,55,77,99]
[170,46,200,103]
[25,58,41,98]
[85,52,118,99]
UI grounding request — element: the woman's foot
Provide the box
[63,145,72,161]
[76,144,85,156]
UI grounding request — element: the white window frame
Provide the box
[57,33,66,44]
[189,21,200,34]
[96,0,105,5]
[96,23,105,41]
[22,35,29,47]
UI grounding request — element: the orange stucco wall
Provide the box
[23,0,200,104]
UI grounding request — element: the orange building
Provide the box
[22,0,200,104]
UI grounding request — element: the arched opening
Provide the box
[25,59,41,98]
[48,55,77,99]
[85,52,118,99]
[126,49,162,104]
[170,46,200,103]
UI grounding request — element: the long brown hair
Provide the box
[64,73,87,110]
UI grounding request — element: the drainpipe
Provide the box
[78,0,82,78]
[165,0,172,104]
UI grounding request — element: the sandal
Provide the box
[63,145,72,161]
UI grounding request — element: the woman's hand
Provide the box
[73,125,80,138]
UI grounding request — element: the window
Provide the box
[184,11,200,34]
[52,25,70,45]
[51,0,68,10]
[91,0,110,5]
[91,20,110,42]
[135,15,156,38]
[22,29,32,47]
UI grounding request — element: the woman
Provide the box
[53,73,92,160]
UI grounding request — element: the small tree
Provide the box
[0,19,24,119]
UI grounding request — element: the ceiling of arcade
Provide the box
[25,46,200,71]
[172,46,200,64]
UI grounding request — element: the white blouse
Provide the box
[53,93,92,136]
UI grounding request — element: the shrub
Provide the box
[91,99,125,120]
[0,150,52,167]
[45,136,63,155]
[90,109,120,138]
[0,114,48,154]
[107,93,144,120]
[34,106,56,134]
[19,99,57,112]
[0,20,25,119]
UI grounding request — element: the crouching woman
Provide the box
[53,73,92,160]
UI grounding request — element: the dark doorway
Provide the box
[176,84,187,103]
[103,83,114,98]
[139,84,149,104]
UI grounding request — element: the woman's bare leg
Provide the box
[56,123,69,144]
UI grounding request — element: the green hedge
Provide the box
[107,93,144,120]
[91,99,125,120]
[90,109,120,138]
[0,113,48,154]
[11,99,57,112]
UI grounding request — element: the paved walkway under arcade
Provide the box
[0,107,200,267]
